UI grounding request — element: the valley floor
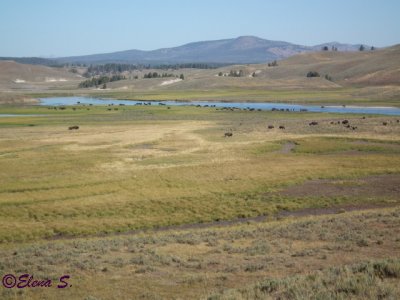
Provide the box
[0,104,399,299]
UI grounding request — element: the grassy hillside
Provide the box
[277,45,400,85]
[0,61,81,87]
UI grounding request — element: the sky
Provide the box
[0,0,399,57]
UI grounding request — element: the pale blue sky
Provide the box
[0,0,399,57]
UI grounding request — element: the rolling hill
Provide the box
[0,60,82,88]
[255,44,400,86]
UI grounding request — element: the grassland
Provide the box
[1,42,400,300]
[0,103,399,299]
[1,206,399,299]
[1,105,400,242]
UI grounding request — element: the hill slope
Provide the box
[0,61,80,83]
[258,44,400,86]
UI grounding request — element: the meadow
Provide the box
[0,103,399,299]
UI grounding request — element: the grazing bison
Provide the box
[224,132,233,137]
[68,126,79,130]
[382,122,388,126]
[279,125,285,129]
[342,120,349,125]
[268,125,274,129]
[309,121,318,126]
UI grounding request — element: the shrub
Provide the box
[306,71,320,77]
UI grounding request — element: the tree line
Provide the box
[79,62,226,77]
[78,75,125,88]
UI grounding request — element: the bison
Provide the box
[224,132,233,137]
[68,126,79,130]
[279,125,285,129]
[309,121,318,126]
[268,125,274,129]
[342,120,349,125]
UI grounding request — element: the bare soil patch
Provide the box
[279,141,296,153]
[280,174,400,199]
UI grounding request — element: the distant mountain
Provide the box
[55,36,371,65]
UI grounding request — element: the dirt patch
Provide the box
[280,174,400,199]
[278,203,395,218]
[279,141,296,154]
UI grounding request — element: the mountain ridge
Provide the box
[54,36,373,65]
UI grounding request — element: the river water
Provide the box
[33,96,400,116]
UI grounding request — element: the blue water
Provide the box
[39,97,400,116]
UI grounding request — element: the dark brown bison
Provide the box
[68,126,79,130]
[382,122,388,126]
[224,132,233,137]
[309,121,318,126]
[342,120,349,125]
[268,125,274,129]
[279,125,285,129]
